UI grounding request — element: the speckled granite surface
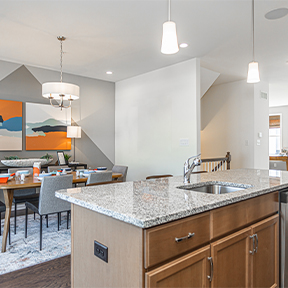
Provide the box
[55,169,288,229]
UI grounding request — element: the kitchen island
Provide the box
[56,169,283,287]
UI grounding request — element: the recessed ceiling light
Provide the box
[106,71,113,75]
[265,8,288,20]
[179,43,188,48]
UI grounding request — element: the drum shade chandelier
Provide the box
[161,0,179,54]
[42,36,80,110]
[247,0,260,83]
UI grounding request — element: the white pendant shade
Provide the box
[42,82,80,101]
[247,61,260,83]
[161,21,179,54]
[67,126,81,138]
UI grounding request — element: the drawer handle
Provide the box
[207,257,213,282]
[175,232,195,243]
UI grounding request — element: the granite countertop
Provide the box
[55,169,288,229]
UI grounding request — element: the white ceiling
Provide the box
[0,0,288,106]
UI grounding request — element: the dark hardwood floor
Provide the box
[0,255,70,288]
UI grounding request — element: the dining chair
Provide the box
[8,168,39,235]
[112,165,128,182]
[86,180,123,187]
[86,171,112,185]
[0,201,10,244]
[146,174,173,180]
[25,174,73,250]
[48,165,69,173]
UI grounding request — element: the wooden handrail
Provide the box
[200,152,231,172]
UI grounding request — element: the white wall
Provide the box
[201,79,269,170]
[201,80,254,169]
[115,59,200,181]
[253,83,269,169]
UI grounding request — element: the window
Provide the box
[269,114,281,155]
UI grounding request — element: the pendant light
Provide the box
[42,36,80,110]
[161,0,179,54]
[247,0,260,83]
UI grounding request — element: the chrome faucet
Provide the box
[183,154,202,184]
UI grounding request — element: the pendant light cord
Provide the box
[60,39,63,83]
[168,0,171,21]
[252,0,255,61]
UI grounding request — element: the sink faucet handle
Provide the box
[185,153,201,165]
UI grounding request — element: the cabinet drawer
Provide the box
[211,191,279,239]
[144,212,210,268]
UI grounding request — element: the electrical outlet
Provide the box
[94,240,108,263]
[180,138,189,146]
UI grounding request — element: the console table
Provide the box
[269,155,288,170]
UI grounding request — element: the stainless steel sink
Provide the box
[177,183,251,195]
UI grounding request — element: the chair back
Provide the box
[8,168,36,196]
[8,168,33,174]
[112,165,128,182]
[48,165,69,173]
[146,174,173,180]
[39,175,73,215]
[86,180,123,187]
[86,171,112,185]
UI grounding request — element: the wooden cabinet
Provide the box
[210,214,279,288]
[145,245,211,288]
[210,227,251,288]
[251,215,279,288]
[145,212,210,268]
[71,192,279,288]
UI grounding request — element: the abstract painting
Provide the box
[26,103,71,150]
[0,99,22,151]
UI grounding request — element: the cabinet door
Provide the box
[145,245,211,288]
[251,214,279,288]
[211,227,251,288]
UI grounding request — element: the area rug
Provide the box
[0,213,71,275]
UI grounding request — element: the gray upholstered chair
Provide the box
[86,171,112,185]
[25,174,73,250]
[48,165,69,173]
[8,168,39,234]
[112,165,128,182]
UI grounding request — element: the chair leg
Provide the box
[8,220,11,245]
[67,211,69,229]
[57,213,60,231]
[14,202,17,234]
[40,215,42,251]
[34,212,36,220]
[46,215,48,228]
[25,207,28,238]
[60,212,61,226]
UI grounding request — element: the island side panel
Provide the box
[71,204,144,288]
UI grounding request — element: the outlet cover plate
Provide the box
[94,240,108,263]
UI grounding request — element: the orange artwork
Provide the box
[25,103,71,151]
[0,100,22,151]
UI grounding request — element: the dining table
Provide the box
[0,171,122,252]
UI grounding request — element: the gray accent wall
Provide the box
[0,61,115,170]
